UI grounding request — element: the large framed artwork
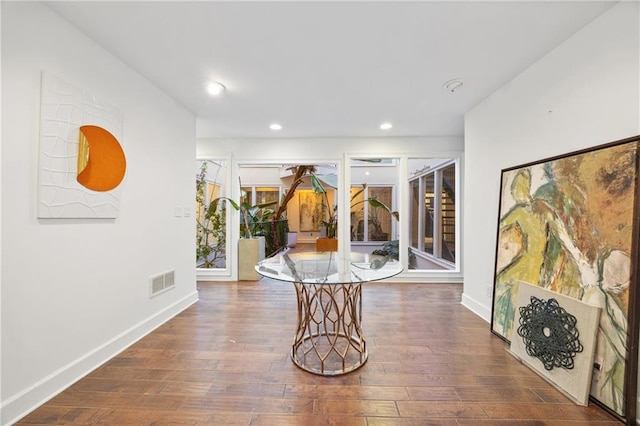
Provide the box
[298,190,324,232]
[491,135,640,423]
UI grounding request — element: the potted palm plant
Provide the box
[196,161,274,269]
[208,183,279,280]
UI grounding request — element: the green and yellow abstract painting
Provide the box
[492,140,639,417]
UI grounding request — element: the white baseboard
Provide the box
[196,268,233,281]
[461,292,491,323]
[1,291,199,426]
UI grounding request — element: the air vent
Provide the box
[151,275,165,294]
[150,270,176,298]
[164,270,175,288]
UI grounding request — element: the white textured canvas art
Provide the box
[510,281,600,406]
[38,72,124,218]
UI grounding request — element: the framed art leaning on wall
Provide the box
[490,135,640,423]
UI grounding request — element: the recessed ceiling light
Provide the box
[443,79,464,93]
[206,81,225,96]
[380,122,393,130]
[269,123,282,131]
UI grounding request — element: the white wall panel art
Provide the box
[38,72,125,218]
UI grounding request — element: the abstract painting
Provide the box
[38,72,125,218]
[491,136,640,421]
[510,281,600,406]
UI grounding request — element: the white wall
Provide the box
[462,0,639,321]
[1,3,198,424]
[198,136,463,161]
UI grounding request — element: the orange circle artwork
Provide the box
[77,125,126,192]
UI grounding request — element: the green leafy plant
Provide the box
[196,163,267,266]
[238,199,278,239]
[372,240,415,264]
[208,195,280,240]
[196,161,238,268]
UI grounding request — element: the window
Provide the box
[424,173,434,255]
[350,185,395,243]
[240,187,252,206]
[196,160,228,269]
[440,164,456,262]
[256,187,280,205]
[196,182,221,223]
[410,179,420,248]
[409,161,456,267]
[241,186,281,207]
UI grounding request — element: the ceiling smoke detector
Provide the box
[443,79,464,93]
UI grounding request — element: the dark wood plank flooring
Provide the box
[17,280,621,425]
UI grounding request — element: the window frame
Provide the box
[408,159,456,268]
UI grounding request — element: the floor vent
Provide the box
[150,270,176,298]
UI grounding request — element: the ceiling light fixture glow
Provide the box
[380,122,393,130]
[269,123,282,131]
[207,81,225,96]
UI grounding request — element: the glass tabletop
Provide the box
[256,251,403,284]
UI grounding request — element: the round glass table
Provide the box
[256,251,402,376]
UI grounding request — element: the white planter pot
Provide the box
[287,232,298,248]
[238,236,265,280]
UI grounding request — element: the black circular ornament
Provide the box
[517,296,583,371]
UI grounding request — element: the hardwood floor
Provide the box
[18,280,621,425]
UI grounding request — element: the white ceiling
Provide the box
[44,1,615,139]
